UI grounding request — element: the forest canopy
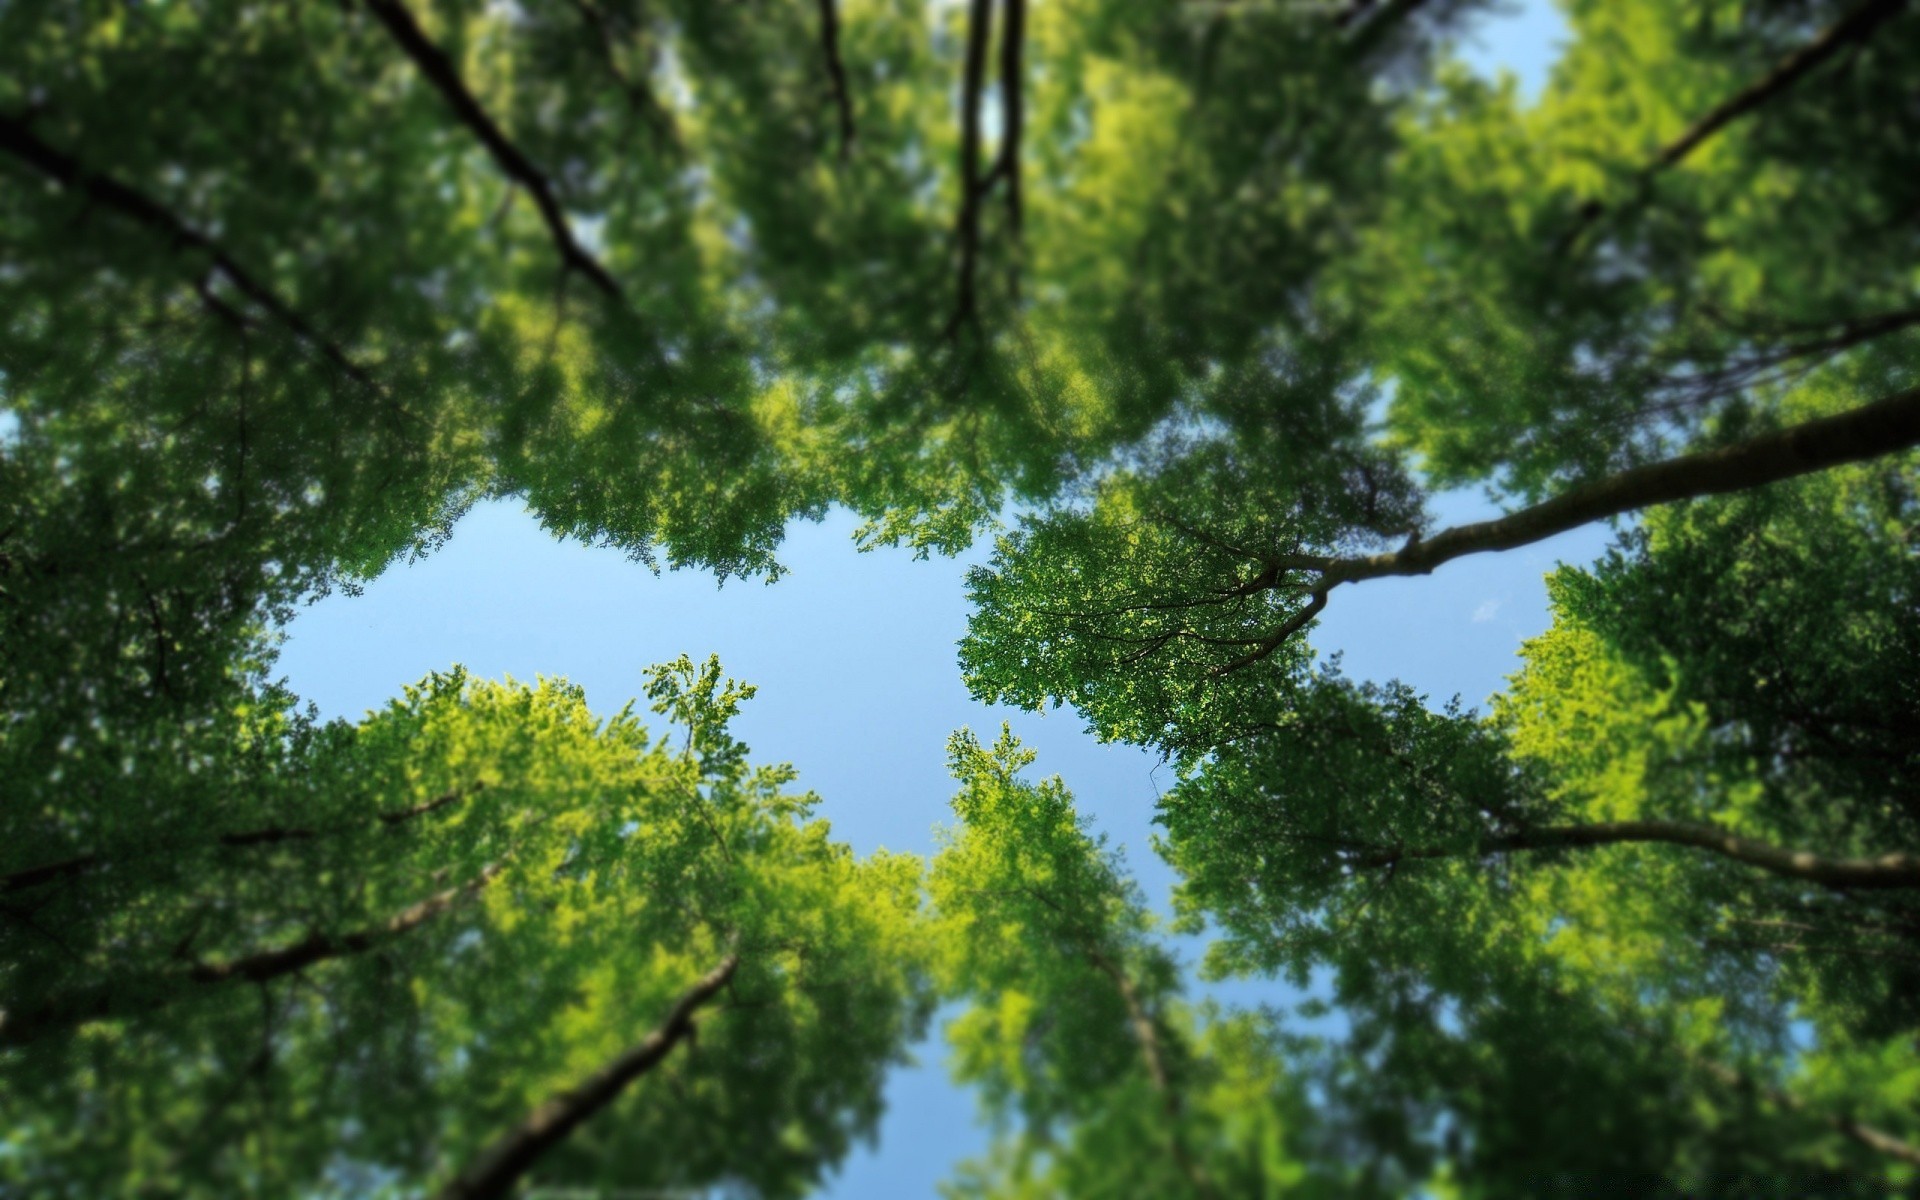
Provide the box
[3,0,1918,1194]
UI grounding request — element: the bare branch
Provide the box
[997,0,1025,241]
[1083,947,1217,1198]
[3,786,477,894]
[362,0,623,299]
[565,0,681,151]
[1697,1057,1920,1168]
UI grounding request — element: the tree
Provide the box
[1152,441,1920,1191]
[2,656,931,1197]
[930,729,1392,1197]
[8,0,1920,1188]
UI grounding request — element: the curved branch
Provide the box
[1320,385,1920,589]
[0,864,501,1048]
[1347,821,1920,891]
[362,0,623,300]
[0,115,373,386]
[433,953,741,1200]
[3,786,476,895]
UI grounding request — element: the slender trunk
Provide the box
[1085,950,1217,1199]
[947,0,995,338]
[0,865,500,1048]
[997,0,1025,240]
[1349,821,1920,890]
[816,0,855,160]
[433,953,740,1200]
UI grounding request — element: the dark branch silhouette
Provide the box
[2,787,476,895]
[0,864,501,1048]
[363,0,623,299]
[1342,821,1920,891]
[1697,1057,1920,1167]
[946,0,995,339]
[1563,0,1911,245]
[817,0,856,161]
[1206,386,1920,669]
[997,0,1025,241]
[1316,385,1920,588]
[1339,0,1435,59]
[433,953,741,1200]
[565,0,680,151]
[0,115,373,385]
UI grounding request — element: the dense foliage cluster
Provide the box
[4,0,1917,1193]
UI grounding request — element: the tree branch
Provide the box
[996,0,1025,242]
[432,952,741,1200]
[1697,1057,1920,1168]
[0,115,374,386]
[1563,0,1911,244]
[946,0,995,340]
[817,0,856,161]
[1345,820,1920,891]
[3,786,477,894]
[0,864,501,1047]
[362,0,623,299]
[1320,385,1920,590]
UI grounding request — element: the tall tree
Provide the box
[1,657,931,1197]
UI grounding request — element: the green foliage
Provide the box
[2,660,931,1198]
[8,0,1920,1188]
[932,729,1384,1197]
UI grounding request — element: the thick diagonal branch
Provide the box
[1318,385,1920,590]
[1345,821,1920,891]
[433,953,741,1200]
[0,864,501,1047]
[1565,0,1911,241]
[0,115,373,385]
[363,0,622,299]
[817,0,856,160]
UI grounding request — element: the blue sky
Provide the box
[276,5,1578,1194]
